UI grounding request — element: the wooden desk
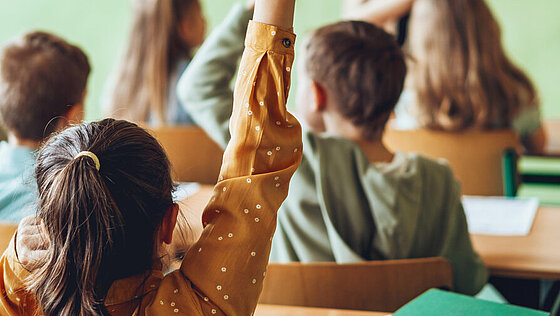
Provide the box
[255,304,389,316]
[471,206,560,280]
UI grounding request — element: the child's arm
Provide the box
[344,0,414,25]
[439,181,488,295]
[158,0,301,315]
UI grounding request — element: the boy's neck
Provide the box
[8,134,41,150]
[354,138,394,164]
[321,116,394,163]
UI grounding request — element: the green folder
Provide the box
[394,289,549,315]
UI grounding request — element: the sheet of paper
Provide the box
[172,182,201,202]
[462,196,539,236]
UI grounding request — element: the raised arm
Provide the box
[161,0,301,315]
[344,0,414,26]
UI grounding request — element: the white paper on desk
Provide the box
[172,182,201,202]
[462,196,539,236]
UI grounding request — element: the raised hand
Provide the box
[253,0,296,29]
[246,0,256,11]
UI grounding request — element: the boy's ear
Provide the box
[311,81,327,112]
[161,203,179,245]
[65,103,85,124]
[58,90,87,129]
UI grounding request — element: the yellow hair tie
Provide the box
[75,151,100,171]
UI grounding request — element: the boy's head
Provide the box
[0,31,90,143]
[297,21,406,141]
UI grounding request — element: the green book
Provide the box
[394,289,549,315]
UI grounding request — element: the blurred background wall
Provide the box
[0,0,558,121]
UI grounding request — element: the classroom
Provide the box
[0,0,559,315]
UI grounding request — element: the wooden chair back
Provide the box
[0,224,17,252]
[383,128,519,196]
[259,258,453,312]
[148,126,224,184]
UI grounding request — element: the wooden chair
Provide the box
[259,258,453,313]
[0,223,17,252]
[383,128,520,196]
[147,126,224,184]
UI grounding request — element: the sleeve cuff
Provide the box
[245,21,296,55]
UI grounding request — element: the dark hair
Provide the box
[304,21,406,140]
[0,31,90,142]
[30,119,174,315]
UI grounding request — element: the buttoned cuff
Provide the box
[245,21,296,56]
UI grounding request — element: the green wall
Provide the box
[0,0,558,120]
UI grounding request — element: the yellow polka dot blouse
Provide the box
[0,21,301,316]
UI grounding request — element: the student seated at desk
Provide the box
[0,32,89,222]
[179,3,487,295]
[103,0,206,125]
[0,0,301,314]
[348,0,546,154]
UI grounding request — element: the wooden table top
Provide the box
[255,304,389,316]
[471,206,560,280]
[184,185,560,280]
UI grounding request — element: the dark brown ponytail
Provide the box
[30,119,174,315]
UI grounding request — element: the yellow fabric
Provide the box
[0,21,301,316]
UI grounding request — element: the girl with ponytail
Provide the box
[0,0,301,315]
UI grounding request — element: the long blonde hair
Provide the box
[105,0,199,124]
[407,0,537,131]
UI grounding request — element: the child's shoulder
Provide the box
[404,152,461,194]
[404,152,455,177]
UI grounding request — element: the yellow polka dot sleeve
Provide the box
[148,22,301,316]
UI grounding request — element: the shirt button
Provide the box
[282,38,292,48]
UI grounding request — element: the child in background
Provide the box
[2,0,301,314]
[0,32,89,222]
[104,0,206,125]
[179,4,487,295]
[349,0,546,154]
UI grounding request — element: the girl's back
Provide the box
[0,1,302,314]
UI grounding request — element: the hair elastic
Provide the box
[75,151,100,171]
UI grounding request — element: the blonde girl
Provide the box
[348,0,546,153]
[105,0,206,125]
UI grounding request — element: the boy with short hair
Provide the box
[0,31,90,222]
[178,4,487,295]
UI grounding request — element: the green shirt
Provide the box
[177,3,488,296]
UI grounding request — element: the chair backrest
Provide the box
[383,128,519,196]
[0,224,17,252]
[148,126,224,184]
[259,258,453,312]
